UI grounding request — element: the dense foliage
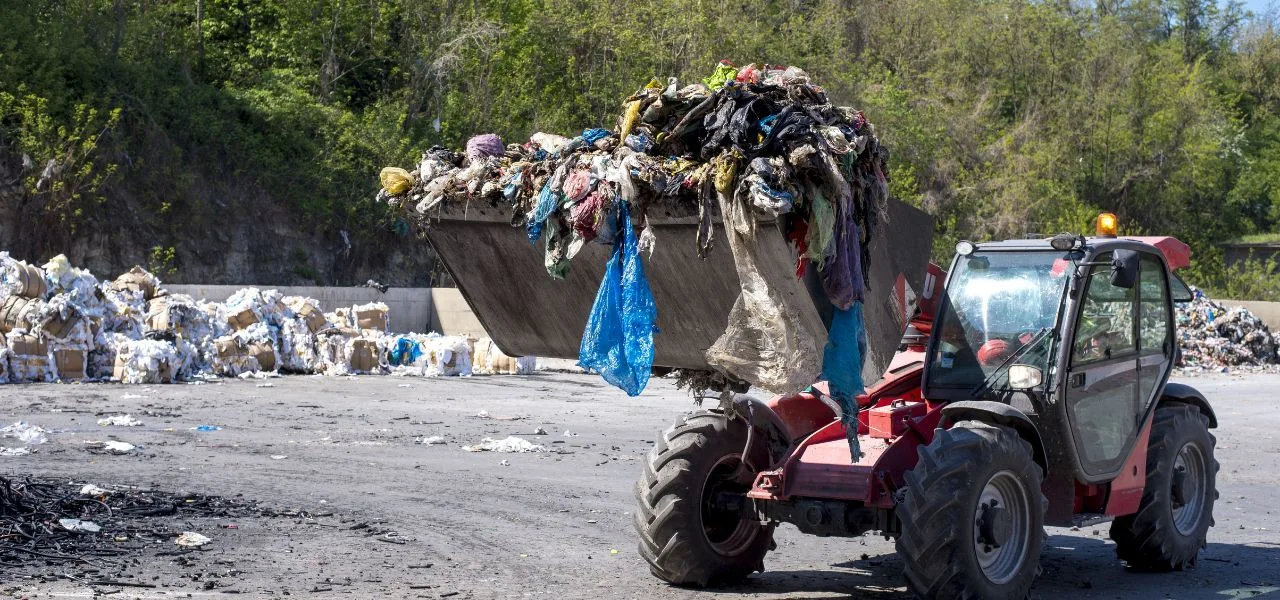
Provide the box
[1,0,1277,295]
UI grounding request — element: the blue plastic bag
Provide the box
[526,179,560,243]
[389,336,422,366]
[578,202,658,396]
[821,303,867,460]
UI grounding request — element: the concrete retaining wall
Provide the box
[166,285,434,334]
[427,288,489,338]
[1219,299,1280,331]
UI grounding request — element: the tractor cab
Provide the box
[924,232,1193,409]
[923,228,1197,484]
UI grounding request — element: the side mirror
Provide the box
[1008,365,1043,389]
[1111,249,1139,289]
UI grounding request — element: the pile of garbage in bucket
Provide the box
[0,252,533,384]
[377,61,888,403]
[1176,289,1280,372]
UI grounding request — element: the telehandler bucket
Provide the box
[422,197,933,383]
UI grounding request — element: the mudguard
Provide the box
[941,401,1048,472]
[1160,382,1217,428]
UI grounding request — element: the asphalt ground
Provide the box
[2,372,1277,599]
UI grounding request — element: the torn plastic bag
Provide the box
[380,167,414,195]
[703,60,740,91]
[705,184,826,394]
[388,336,422,366]
[465,134,504,161]
[578,202,657,396]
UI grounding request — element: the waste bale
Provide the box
[36,294,92,346]
[0,296,42,335]
[210,322,278,376]
[277,317,319,373]
[89,333,130,380]
[111,266,161,300]
[413,333,472,377]
[315,329,385,375]
[473,337,536,375]
[1176,289,1279,370]
[42,254,102,316]
[7,332,54,383]
[1,252,49,301]
[51,347,87,381]
[0,333,8,383]
[352,302,390,332]
[113,339,179,384]
[284,296,328,334]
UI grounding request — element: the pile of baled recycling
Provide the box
[0,252,532,384]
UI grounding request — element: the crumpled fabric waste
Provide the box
[821,304,868,460]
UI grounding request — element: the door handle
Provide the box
[1070,372,1086,388]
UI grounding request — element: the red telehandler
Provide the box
[425,200,1216,599]
[632,218,1216,599]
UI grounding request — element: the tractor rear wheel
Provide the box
[634,411,773,586]
[1110,404,1218,571]
[897,420,1046,600]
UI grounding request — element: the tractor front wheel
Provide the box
[1110,404,1218,571]
[634,411,773,587]
[897,420,1046,599]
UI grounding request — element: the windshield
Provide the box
[927,251,1072,390]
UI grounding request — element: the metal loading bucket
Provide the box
[424,197,933,382]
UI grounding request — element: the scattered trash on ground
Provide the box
[58,518,102,533]
[97,414,144,427]
[174,531,212,547]
[84,440,136,454]
[415,436,446,446]
[1,421,49,445]
[461,436,546,453]
[475,410,524,421]
[192,425,222,432]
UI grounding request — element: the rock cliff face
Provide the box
[0,151,440,287]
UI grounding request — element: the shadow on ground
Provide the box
[689,534,1279,598]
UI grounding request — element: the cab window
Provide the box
[1138,254,1171,355]
[1071,252,1137,365]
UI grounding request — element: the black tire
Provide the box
[1110,403,1218,571]
[634,411,773,586]
[897,420,1046,600]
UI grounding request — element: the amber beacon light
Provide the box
[1096,212,1118,238]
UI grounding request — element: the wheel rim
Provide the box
[1171,441,1207,536]
[973,469,1032,585]
[699,454,758,557]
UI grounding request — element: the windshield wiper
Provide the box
[969,327,1052,398]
